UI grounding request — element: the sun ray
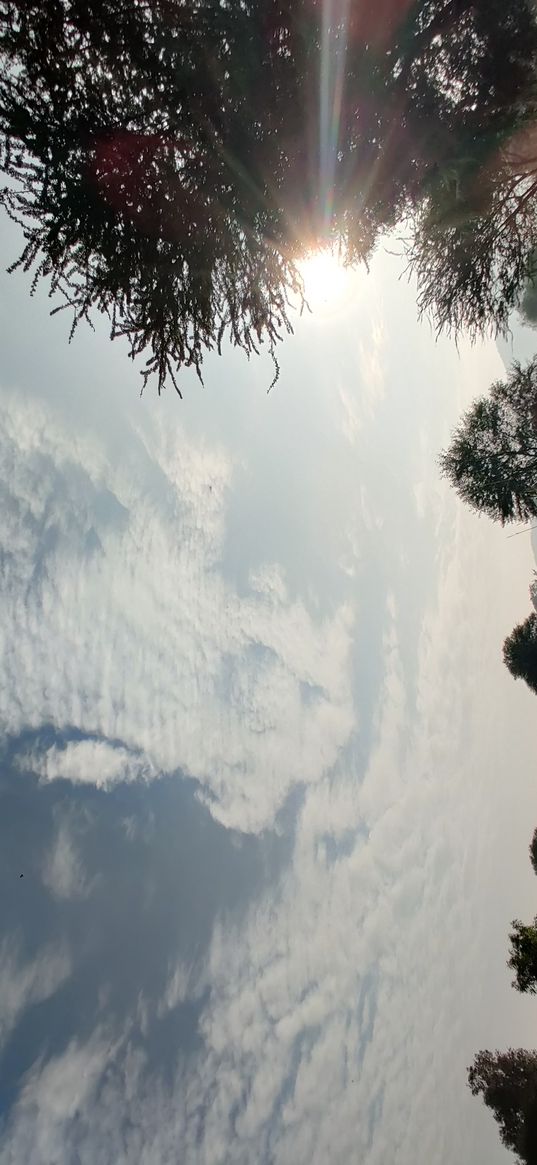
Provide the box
[320,0,351,232]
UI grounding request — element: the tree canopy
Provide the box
[439,358,537,524]
[508,920,537,994]
[468,1048,537,1164]
[503,613,537,693]
[518,249,537,327]
[407,0,537,341]
[408,122,537,340]
[2,0,537,389]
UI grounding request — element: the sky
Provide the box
[1,209,537,1165]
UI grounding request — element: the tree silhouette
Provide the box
[504,614,537,694]
[529,828,537,876]
[2,0,537,390]
[518,250,537,327]
[406,0,537,340]
[440,358,537,524]
[508,920,537,995]
[1,0,314,392]
[468,1048,537,1164]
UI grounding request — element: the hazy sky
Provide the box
[1,210,537,1165]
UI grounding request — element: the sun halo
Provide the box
[297,247,360,315]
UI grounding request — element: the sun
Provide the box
[297,247,361,316]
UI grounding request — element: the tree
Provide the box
[408,130,537,340]
[508,920,537,994]
[409,180,537,341]
[504,614,537,693]
[468,1048,537,1163]
[530,827,537,876]
[406,0,537,341]
[521,279,537,327]
[2,0,537,390]
[518,249,537,326]
[0,0,313,392]
[440,358,537,524]
[530,572,537,613]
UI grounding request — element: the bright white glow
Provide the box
[298,248,362,317]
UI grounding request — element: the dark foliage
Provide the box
[529,827,537,876]
[407,0,537,339]
[2,0,537,389]
[410,183,537,340]
[468,1048,537,1164]
[503,613,537,694]
[440,358,537,524]
[0,0,313,391]
[508,920,537,995]
[519,248,537,326]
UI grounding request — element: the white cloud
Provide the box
[0,1030,120,1165]
[157,960,201,1018]
[42,823,93,900]
[0,393,355,832]
[169,494,536,1165]
[27,741,155,790]
[0,243,534,1165]
[4,476,534,1165]
[0,941,71,1053]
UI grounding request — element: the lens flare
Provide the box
[298,247,358,315]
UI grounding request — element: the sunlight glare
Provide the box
[298,248,359,316]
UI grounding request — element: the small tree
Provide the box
[530,827,537,876]
[508,921,537,994]
[503,614,537,693]
[468,1048,537,1163]
[440,358,537,524]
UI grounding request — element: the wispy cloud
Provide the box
[3,478,534,1165]
[0,235,533,1165]
[0,392,355,832]
[0,1029,120,1165]
[42,822,93,900]
[0,941,71,1053]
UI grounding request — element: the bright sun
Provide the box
[298,247,359,316]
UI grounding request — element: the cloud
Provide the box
[0,392,355,832]
[42,822,93,900]
[166,498,534,1165]
[25,740,155,790]
[3,482,533,1165]
[0,240,532,1165]
[157,960,201,1018]
[0,941,71,1053]
[0,1029,120,1165]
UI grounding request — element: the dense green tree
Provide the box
[504,614,537,693]
[468,1048,537,1164]
[509,920,537,994]
[2,0,537,390]
[439,358,537,524]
